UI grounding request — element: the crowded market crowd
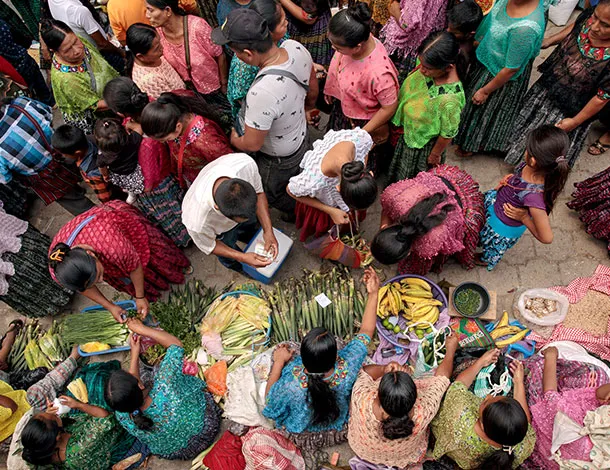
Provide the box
[1,0,610,468]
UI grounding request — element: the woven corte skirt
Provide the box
[388,137,441,182]
[453,60,533,154]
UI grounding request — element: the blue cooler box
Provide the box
[242,228,293,284]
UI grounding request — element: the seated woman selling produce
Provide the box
[48,200,190,322]
[371,165,485,275]
[262,267,379,444]
[287,128,378,242]
[347,333,458,468]
[105,319,221,460]
[431,350,536,468]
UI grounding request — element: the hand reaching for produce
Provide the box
[477,348,500,367]
[69,345,81,361]
[109,304,128,323]
[126,318,147,335]
[135,297,149,319]
[272,344,294,365]
[509,360,524,384]
[129,333,141,354]
[362,267,380,295]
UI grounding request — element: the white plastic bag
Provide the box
[517,288,569,326]
[413,324,450,377]
[549,0,579,26]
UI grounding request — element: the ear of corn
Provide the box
[67,378,89,403]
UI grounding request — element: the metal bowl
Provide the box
[452,282,490,318]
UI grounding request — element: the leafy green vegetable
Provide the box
[61,311,129,346]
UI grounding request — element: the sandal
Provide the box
[0,319,24,348]
[588,139,610,155]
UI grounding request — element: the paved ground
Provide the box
[1,11,609,470]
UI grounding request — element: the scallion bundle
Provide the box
[61,310,129,346]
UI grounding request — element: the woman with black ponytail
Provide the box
[105,320,221,459]
[263,268,380,447]
[348,333,458,467]
[431,349,535,468]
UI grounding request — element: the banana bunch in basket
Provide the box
[377,278,443,326]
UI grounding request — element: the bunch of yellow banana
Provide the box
[67,378,88,403]
[377,278,443,329]
[490,311,530,348]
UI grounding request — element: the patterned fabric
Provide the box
[242,427,305,470]
[116,345,221,459]
[527,265,610,360]
[380,0,448,58]
[474,0,545,79]
[0,97,53,183]
[3,225,73,317]
[494,163,545,226]
[76,140,113,203]
[108,164,145,194]
[389,134,442,182]
[348,371,450,467]
[453,59,533,154]
[68,361,122,411]
[51,200,189,300]
[392,67,465,149]
[537,10,610,117]
[26,358,78,410]
[158,15,223,94]
[480,190,525,270]
[0,202,28,295]
[0,381,30,442]
[132,57,186,100]
[286,4,333,66]
[263,334,371,433]
[287,128,373,211]
[325,38,399,120]
[504,83,593,168]
[167,114,232,187]
[431,382,536,469]
[51,39,119,134]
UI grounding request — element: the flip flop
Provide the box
[0,319,24,348]
[588,139,610,155]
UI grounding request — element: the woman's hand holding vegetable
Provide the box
[135,297,149,319]
[126,318,182,349]
[108,303,128,323]
[129,333,142,355]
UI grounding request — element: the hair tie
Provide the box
[103,121,110,128]
[49,249,65,263]
[132,409,141,416]
[502,445,514,455]
[305,371,326,377]
[555,156,567,164]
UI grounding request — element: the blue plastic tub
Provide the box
[77,300,135,357]
[242,228,293,284]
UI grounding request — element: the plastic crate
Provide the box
[242,228,293,284]
[77,300,135,357]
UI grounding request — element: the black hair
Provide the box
[447,0,483,35]
[52,125,89,155]
[94,118,128,155]
[105,370,154,430]
[250,0,283,33]
[146,0,186,15]
[524,125,571,213]
[125,23,158,78]
[419,30,466,81]
[40,19,74,52]
[371,193,455,264]
[103,77,150,119]
[140,92,222,139]
[48,242,97,292]
[478,397,529,470]
[21,415,61,466]
[301,327,340,427]
[328,2,371,48]
[379,371,417,439]
[339,160,377,210]
[214,179,258,220]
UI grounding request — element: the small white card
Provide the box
[315,293,332,308]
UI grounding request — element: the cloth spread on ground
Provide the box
[0,201,27,295]
[242,427,305,470]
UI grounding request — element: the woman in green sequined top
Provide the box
[431,349,536,469]
[389,31,465,182]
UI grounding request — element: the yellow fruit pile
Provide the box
[378,278,443,335]
[67,378,88,403]
[491,312,530,348]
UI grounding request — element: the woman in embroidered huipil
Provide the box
[41,19,118,134]
[262,268,379,446]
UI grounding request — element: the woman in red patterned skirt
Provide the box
[48,200,190,321]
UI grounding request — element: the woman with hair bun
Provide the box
[263,268,380,448]
[348,333,458,468]
[48,200,190,322]
[372,164,485,275]
[287,128,377,242]
[324,2,399,170]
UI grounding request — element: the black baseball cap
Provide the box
[211,9,270,46]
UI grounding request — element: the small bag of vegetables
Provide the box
[413,324,451,377]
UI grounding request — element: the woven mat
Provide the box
[562,290,610,336]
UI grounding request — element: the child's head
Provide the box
[126,23,162,77]
[105,369,154,430]
[328,2,372,56]
[524,125,571,213]
[94,118,129,157]
[103,77,150,120]
[418,31,463,80]
[51,125,89,161]
[447,0,483,41]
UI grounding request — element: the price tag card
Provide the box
[315,293,332,308]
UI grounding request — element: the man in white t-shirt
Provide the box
[181,153,278,273]
[212,9,318,220]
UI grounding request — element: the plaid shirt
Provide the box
[0,97,54,184]
[77,139,112,203]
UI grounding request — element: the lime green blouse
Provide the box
[392,68,465,149]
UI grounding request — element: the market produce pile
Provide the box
[454,288,481,316]
[61,310,130,347]
[264,267,366,343]
[8,321,69,372]
[489,311,530,348]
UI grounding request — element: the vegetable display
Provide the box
[421,329,448,367]
[61,310,130,346]
[8,321,69,372]
[264,267,366,343]
[67,378,89,403]
[490,312,530,348]
[340,233,373,267]
[454,288,481,316]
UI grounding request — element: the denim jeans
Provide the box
[216,219,259,271]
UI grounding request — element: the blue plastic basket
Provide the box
[77,300,135,357]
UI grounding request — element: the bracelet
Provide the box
[135,295,145,300]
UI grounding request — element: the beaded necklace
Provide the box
[52,47,91,73]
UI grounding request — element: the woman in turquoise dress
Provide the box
[262,267,379,449]
[226,0,289,118]
[106,319,221,459]
[453,0,545,156]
